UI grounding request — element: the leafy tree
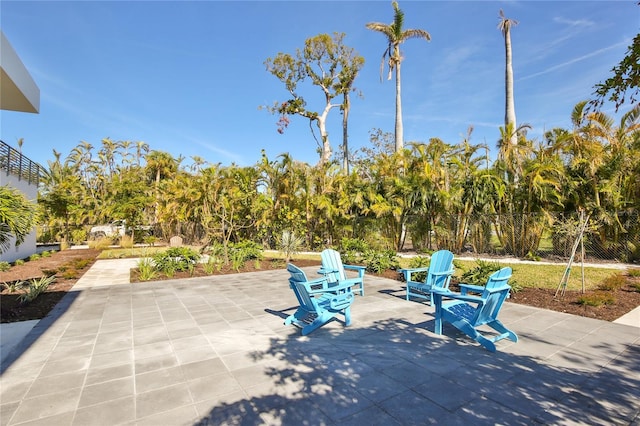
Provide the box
[498,9,519,145]
[264,33,364,165]
[591,8,639,113]
[366,1,430,152]
[0,186,37,254]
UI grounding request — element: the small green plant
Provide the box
[72,259,92,270]
[231,250,245,272]
[254,259,262,270]
[61,270,78,279]
[202,256,219,274]
[137,257,157,281]
[0,261,10,272]
[577,292,615,307]
[627,268,640,278]
[29,253,41,261]
[278,230,304,262]
[631,282,640,292]
[3,281,23,293]
[597,273,626,291]
[143,235,158,246]
[270,258,286,269]
[40,251,52,258]
[41,268,58,277]
[119,234,135,249]
[18,276,55,305]
[88,237,112,250]
[14,259,25,266]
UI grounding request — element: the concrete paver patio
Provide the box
[1,260,639,425]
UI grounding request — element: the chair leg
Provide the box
[344,307,352,326]
[488,320,518,343]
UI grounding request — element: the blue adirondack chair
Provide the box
[319,249,366,296]
[285,263,356,335]
[400,250,455,304]
[432,267,518,352]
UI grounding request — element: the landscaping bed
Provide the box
[2,248,639,324]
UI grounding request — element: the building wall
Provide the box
[0,169,39,264]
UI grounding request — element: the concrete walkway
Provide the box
[1,259,639,425]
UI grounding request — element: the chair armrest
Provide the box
[307,280,355,295]
[344,264,366,277]
[431,268,454,277]
[399,267,430,281]
[459,283,485,295]
[318,267,338,275]
[432,288,483,304]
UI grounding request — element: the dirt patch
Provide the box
[1,249,100,323]
[2,249,639,324]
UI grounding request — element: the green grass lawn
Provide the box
[437,258,617,291]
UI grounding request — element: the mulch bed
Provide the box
[2,249,640,324]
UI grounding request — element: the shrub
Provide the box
[459,260,502,286]
[632,282,640,292]
[14,259,25,266]
[40,251,52,258]
[577,292,616,307]
[339,238,369,264]
[597,273,626,291]
[230,241,263,261]
[143,236,158,247]
[18,276,55,304]
[363,249,399,274]
[152,247,200,274]
[404,255,431,282]
[29,253,41,261]
[0,261,10,272]
[70,229,87,244]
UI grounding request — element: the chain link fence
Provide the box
[402,211,639,264]
[41,211,639,265]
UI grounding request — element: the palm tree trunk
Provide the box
[395,59,404,152]
[504,27,517,145]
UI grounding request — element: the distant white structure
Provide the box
[1,31,41,263]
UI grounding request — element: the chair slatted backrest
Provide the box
[320,249,346,283]
[287,263,317,311]
[473,267,512,326]
[427,250,455,288]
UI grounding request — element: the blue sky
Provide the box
[1,1,637,169]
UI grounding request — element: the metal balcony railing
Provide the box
[0,139,43,185]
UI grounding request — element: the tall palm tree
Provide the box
[366,1,430,152]
[498,9,519,145]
